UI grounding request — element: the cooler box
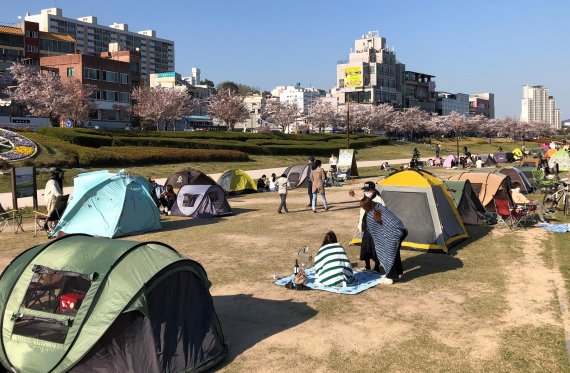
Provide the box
[59,292,86,312]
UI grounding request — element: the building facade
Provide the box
[469,92,495,119]
[235,94,266,132]
[271,85,326,114]
[521,85,561,129]
[334,31,405,107]
[40,49,140,129]
[436,92,469,116]
[26,8,174,84]
[403,71,436,112]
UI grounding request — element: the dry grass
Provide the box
[1,166,569,372]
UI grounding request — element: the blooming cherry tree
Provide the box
[207,90,249,131]
[306,99,337,133]
[263,100,299,132]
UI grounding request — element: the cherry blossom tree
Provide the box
[306,98,337,133]
[263,100,299,132]
[369,103,396,132]
[131,86,198,131]
[8,63,95,127]
[207,90,249,131]
[395,107,430,140]
[434,111,469,158]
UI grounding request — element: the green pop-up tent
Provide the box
[0,235,227,373]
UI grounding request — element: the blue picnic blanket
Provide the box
[274,267,382,294]
[537,223,570,232]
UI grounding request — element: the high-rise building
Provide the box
[334,31,405,106]
[403,71,436,112]
[469,93,494,119]
[25,8,174,84]
[521,85,561,129]
[271,85,326,114]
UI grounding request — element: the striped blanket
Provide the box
[366,203,407,275]
[314,243,355,287]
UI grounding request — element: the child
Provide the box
[276,173,290,213]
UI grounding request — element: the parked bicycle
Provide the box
[542,179,570,216]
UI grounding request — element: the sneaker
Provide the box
[324,207,329,211]
[284,208,289,213]
[167,211,171,216]
[377,277,393,285]
[306,204,312,207]
[277,211,282,214]
[312,210,317,214]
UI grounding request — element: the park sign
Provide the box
[344,66,363,88]
[337,149,359,178]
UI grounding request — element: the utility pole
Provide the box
[346,94,350,149]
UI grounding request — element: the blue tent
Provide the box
[52,170,161,238]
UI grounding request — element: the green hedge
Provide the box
[110,137,270,155]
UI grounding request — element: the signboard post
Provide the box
[11,166,37,210]
[337,149,359,179]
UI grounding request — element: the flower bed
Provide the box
[0,128,38,161]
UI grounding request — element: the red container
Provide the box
[59,292,86,312]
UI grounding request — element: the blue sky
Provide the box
[2,0,568,119]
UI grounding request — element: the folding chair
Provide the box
[532,169,558,189]
[34,195,69,237]
[493,198,528,231]
[0,203,23,233]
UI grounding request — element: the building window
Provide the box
[120,73,129,84]
[66,67,74,77]
[91,89,101,100]
[102,70,118,83]
[120,92,130,103]
[102,90,118,101]
[26,45,38,53]
[83,67,100,80]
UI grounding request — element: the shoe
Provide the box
[306,204,312,207]
[324,207,329,211]
[284,208,289,213]
[312,210,317,214]
[277,211,282,214]
[377,277,393,285]
[167,211,171,216]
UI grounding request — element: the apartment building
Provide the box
[334,31,405,106]
[403,71,436,112]
[469,93,495,119]
[26,8,174,84]
[521,85,561,129]
[436,92,469,116]
[271,85,326,114]
[40,48,140,129]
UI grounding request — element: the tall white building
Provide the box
[521,85,561,129]
[25,8,174,84]
[271,85,325,114]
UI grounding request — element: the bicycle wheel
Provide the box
[564,193,569,216]
[543,190,556,209]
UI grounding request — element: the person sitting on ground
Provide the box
[148,176,162,207]
[269,173,277,191]
[360,197,408,284]
[475,157,483,168]
[257,175,269,192]
[434,157,442,167]
[510,182,548,223]
[314,231,355,287]
[498,146,503,152]
[466,156,473,167]
[159,184,177,215]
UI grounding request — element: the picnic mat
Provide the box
[274,267,382,294]
[536,223,570,232]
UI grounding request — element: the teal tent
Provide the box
[0,235,227,372]
[52,170,161,238]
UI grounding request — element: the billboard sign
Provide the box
[157,72,176,78]
[344,66,363,88]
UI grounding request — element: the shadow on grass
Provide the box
[214,294,317,366]
[451,224,494,253]
[401,252,463,282]
[160,217,221,232]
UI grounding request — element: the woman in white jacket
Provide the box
[276,173,290,213]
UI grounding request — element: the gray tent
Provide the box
[283,164,310,189]
[444,180,487,225]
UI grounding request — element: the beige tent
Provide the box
[520,158,540,167]
[448,171,513,212]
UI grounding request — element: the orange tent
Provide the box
[545,148,557,158]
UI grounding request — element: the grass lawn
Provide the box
[1,165,569,372]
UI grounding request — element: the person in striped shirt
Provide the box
[314,231,355,287]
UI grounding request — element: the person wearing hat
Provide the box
[349,181,384,271]
[44,168,64,217]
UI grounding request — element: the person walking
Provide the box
[276,173,290,214]
[44,168,64,216]
[329,153,338,172]
[307,156,315,207]
[310,159,328,213]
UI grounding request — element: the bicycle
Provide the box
[542,179,570,216]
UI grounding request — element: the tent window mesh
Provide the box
[183,194,198,207]
[12,266,93,343]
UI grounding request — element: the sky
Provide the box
[2,0,568,119]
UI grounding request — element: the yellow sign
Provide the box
[344,66,363,88]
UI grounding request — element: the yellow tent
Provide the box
[377,169,468,252]
[217,169,258,195]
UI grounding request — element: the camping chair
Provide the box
[0,203,23,233]
[493,198,529,231]
[34,195,69,237]
[532,170,558,190]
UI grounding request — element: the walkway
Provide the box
[0,157,427,209]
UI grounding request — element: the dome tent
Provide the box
[283,164,310,189]
[0,235,227,372]
[165,170,232,218]
[217,169,258,195]
[52,170,161,238]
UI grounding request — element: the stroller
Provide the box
[325,169,341,187]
